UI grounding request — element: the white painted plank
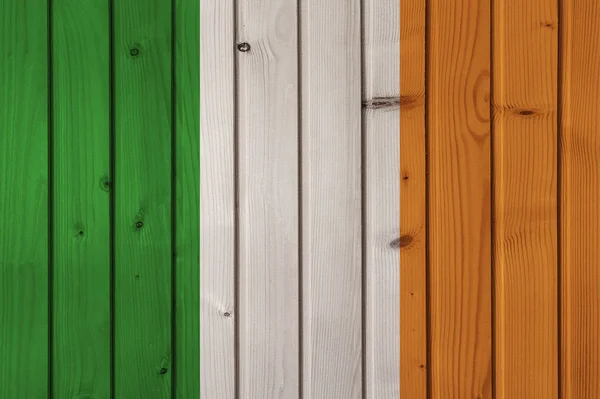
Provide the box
[364,109,401,399]
[199,0,236,397]
[236,1,300,398]
[364,0,400,397]
[300,0,363,397]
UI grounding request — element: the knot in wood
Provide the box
[237,42,251,52]
[100,177,111,192]
[390,235,413,249]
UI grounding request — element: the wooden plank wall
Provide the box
[401,0,600,398]
[200,0,400,398]
[0,1,199,398]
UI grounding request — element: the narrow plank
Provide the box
[51,0,111,397]
[199,0,236,397]
[300,0,362,397]
[492,0,558,397]
[175,0,200,397]
[399,0,427,397]
[363,0,400,397]
[560,2,600,397]
[428,0,492,397]
[237,0,300,396]
[0,1,49,397]
[113,1,172,397]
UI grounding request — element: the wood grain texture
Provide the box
[493,0,558,397]
[113,1,172,397]
[175,0,200,397]
[363,0,400,397]
[428,0,492,397]
[51,0,111,397]
[560,2,600,397]
[0,1,49,397]
[199,0,236,398]
[237,1,300,397]
[300,0,362,397]
[399,0,427,397]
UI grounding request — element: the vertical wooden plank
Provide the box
[51,0,111,397]
[0,1,49,398]
[561,2,600,397]
[175,0,200,397]
[199,0,236,397]
[364,0,400,397]
[399,0,427,397]
[237,0,299,396]
[428,0,492,397]
[300,0,362,397]
[493,0,558,397]
[114,1,172,397]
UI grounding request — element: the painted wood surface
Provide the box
[561,1,600,397]
[363,0,400,397]
[0,1,49,397]
[199,0,236,397]
[493,0,559,396]
[428,0,493,397]
[236,0,300,397]
[399,0,427,397]
[52,0,111,397]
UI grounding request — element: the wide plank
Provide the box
[0,1,49,397]
[299,0,363,397]
[492,0,559,397]
[113,1,173,397]
[51,0,111,397]
[428,0,492,397]
[237,1,300,397]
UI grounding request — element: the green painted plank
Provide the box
[175,0,200,396]
[51,0,111,398]
[0,1,49,398]
[113,1,173,397]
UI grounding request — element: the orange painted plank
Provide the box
[560,1,600,397]
[492,0,559,397]
[428,0,493,397]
